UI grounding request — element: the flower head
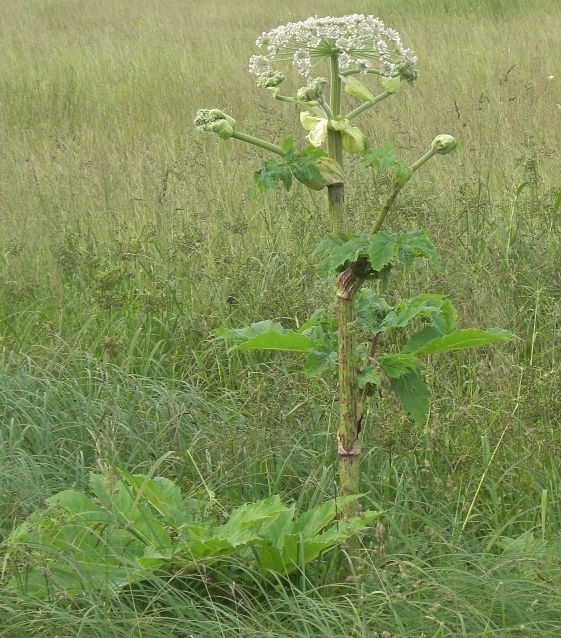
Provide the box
[194,109,237,139]
[249,14,417,78]
[255,70,286,89]
[296,77,328,102]
[431,134,458,155]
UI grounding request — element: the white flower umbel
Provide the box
[249,14,417,79]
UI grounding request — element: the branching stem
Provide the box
[230,131,286,157]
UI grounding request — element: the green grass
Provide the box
[1,0,561,635]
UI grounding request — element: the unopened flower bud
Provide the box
[296,77,328,102]
[431,134,458,155]
[256,71,286,89]
[194,108,237,140]
[397,60,419,84]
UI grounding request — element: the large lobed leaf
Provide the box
[3,473,379,598]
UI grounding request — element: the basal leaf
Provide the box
[292,495,363,537]
[413,328,517,355]
[217,320,286,342]
[235,331,313,353]
[389,370,430,425]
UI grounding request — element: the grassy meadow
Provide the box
[1,0,561,635]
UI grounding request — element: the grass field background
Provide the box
[1,0,561,635]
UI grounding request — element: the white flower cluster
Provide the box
[249,14,417,79]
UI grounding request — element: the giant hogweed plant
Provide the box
[196,15,515,517]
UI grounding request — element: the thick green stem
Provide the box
[326,52,362,520]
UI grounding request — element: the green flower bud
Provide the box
[397,61,419,84]
[340,75,375,102]
[256,71,286,89]
[296,77,328,102]
[295,157,344,190]
[431,134,458,155]
[381,75,401,94]
[194,109,237,139]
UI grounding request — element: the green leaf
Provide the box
[367,232,397,271]
[250,157,293,195]
[379,353,420,379]
[395,230,441,270]
[363,142,398,171]
[217,320,285,342]
[389,370,431,425]
[402,326,443,354]
[380,294,457,334]
[281,136,295,152]
[292,495,363,536]
[236,331,313,353]
[358,366,382,390]
[305,344,338,377]
[413,328,517,355]
[356,289,392,332]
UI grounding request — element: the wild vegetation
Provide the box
[1,0,560,636]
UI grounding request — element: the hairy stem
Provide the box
[230,131,286,156]
[327,52,361,520]
[346,91,392,121]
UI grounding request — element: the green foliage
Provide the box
[313,229,440,279]
[412,327,516,354]
[250,138,327,195]
[218,321,313,353]
[3,470,379,598]
[363,141,409,179]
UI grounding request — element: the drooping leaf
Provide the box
[356,289,393,332]
[388,370,431,425]
[250,157,293,195]
[305,344,338,377]
[395,230,441,270]
[380,294,457,334]
[413,328,517,355]
[313,233,370,276]
[402,326,443,354]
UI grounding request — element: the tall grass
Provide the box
[1,0,561,634]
